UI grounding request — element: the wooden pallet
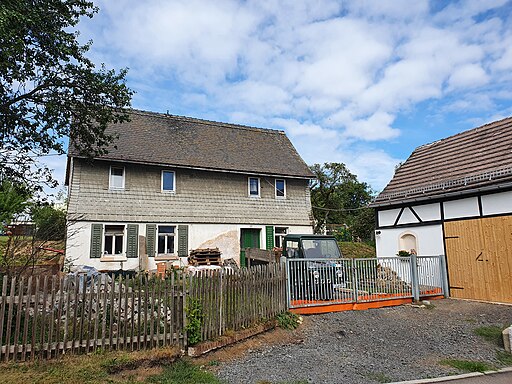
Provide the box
[189,248,222,266]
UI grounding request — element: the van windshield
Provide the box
[301,239,341,259]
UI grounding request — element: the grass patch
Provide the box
[366,372,393,383]
[0,347,181,383]
[497,350,512,366]
[338,242,376,258]
[146,359,221,384]
[474,325,505,346]
[440,359,493,373]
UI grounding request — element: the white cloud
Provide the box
[57,0,512,193]
[448,64,489,89]
[343,112,400,141]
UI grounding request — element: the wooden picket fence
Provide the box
[189,263,287,341]
[0,263,287,362]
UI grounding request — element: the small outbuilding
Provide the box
[371,117,512,304]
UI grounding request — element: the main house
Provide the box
[371,117,512,304]
[65,109,314,271]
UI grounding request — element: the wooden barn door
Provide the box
[444,216,512,303]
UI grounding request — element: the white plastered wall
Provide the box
[375,224,444,257]
[66,221,312,272]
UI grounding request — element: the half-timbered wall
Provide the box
[375,189,512,303]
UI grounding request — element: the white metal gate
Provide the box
[286,255,448,309]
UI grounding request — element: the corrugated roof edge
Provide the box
[127,108,287,135]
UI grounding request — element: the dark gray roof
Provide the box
[69,109,314,178]
[372,117,512,207]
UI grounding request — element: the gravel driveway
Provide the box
[213,299,512,384]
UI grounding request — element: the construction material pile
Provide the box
[188,248,222,266]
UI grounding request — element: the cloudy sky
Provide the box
[50,0,512,195]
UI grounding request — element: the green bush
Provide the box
[32,205,66,241]
[276,311,302,330]
[185,298,204,345]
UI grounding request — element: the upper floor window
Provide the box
[162,170,176,192]
[158,225,176,255]
[109,166,125,190]
[248,177,260,197]
[104,225,124,255]
[275,179,286,198]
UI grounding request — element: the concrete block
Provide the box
[503,326,511,353]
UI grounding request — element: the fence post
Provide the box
[284,258,291,309]
[353,259,359,303]
[439,254,449,298]
[410,254,420,302]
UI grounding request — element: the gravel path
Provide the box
[215,299,512,384]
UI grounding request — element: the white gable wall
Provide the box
[397,208,419,225]
[443,197,479,219]
[413,203,441,221]
[375,190,512,258]
[376,224,444,257]
[378,208,402,226]
[481,190,512,215]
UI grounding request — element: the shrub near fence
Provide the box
[0,263,288,362]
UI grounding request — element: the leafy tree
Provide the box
[0,0,133,190]
[0,179,32,225]
[32,205,66,240]
[310,162,375,240]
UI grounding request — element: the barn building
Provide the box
[371,117,512,304]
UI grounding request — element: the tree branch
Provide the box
[0,80,54,109]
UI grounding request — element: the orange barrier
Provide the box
[290,293,444,315]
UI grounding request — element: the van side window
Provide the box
[287,241,300,258]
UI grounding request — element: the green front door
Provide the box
[240,229,261,267]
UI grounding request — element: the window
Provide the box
[104,225,124,255]
[286,240,300,258]
[275,179,286,198]
[274,227,288,248]
[158,225,176,255]
[162,170,175,192]
[109,166,125,189]
[248,177,260,197]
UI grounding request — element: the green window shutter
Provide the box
[146,224,156,257]
[266,226,274,250]
[178,225,189,257]
[90,224,103,258]
[126,224,139,258]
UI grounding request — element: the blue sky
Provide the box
[46,0,512,197]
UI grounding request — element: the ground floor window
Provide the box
[274,227,288,248]
[104,225,124,255]
[158,225,176,255]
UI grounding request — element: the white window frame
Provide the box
[275,179,286,199]
[248,177,260,198]
[156,225,178,260]
[109,166,125,190]
[102,224,125,258]
[274,227,288,248]
[161,170,176,193]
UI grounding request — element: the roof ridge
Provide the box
[414,116,512,151]
[127,108,285,135]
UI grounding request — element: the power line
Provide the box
[311,205,371,212]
